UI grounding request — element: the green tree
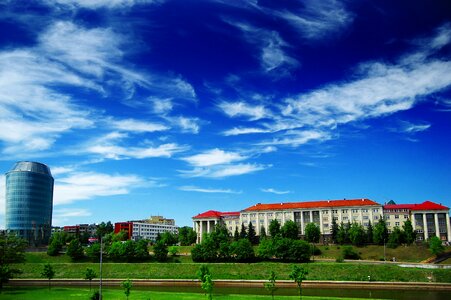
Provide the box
[331,218,339,244]
[122,278,133,300]
[134,239,150,260]
[259,225,267,241]
[289,265,308,300]
[373,219,389,245]
[233,227,240,241]
[247,222,258,244]
[304,223,320,243]
[197,265,211,283]
[66,238,84,261]
[201,274,214,300]
[41,263,55,290]
[160,231,178,246]
[84,268,96,291]
[178,226,196,246]
[336,222,347,245]
[269,219,281,238]
[96,221,114,238]
[0,233,27,291]
[402,219,416,245]
[429,236,444,256]
[366,221,373,244]
[387,226,404,248]
[169,245,179,257]
[349,223,366,246]
[86,242,101,261]
[47,233,64,256]
[342,245,360,259]
[229,238,255,262]
[256,238,274,260]
[281,220,299,240]
[239,223,247,239]
[153,240,168,262]
[273,238,310,262]
[108,241,126,261]
[264,271,278,300]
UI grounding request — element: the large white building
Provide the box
[193,198,451,243]
[115,216,178,241]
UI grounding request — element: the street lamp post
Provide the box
[99,236,103,300]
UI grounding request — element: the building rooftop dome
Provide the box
[8,161,52,177]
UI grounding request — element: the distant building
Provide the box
[193,198,451,243]
[114,215,178,241]
[383,201,451,241]
[63,224,97,237]
[5,161,54,245]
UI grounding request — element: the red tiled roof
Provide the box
[384,201,448,211]
[243,198,380,212]
[193,210,240,219]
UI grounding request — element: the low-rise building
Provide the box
[114,216,179,241]
[192,210,240,243]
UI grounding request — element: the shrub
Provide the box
[342,246,360,260]
[336,255,344,263]
[230,238,255,262]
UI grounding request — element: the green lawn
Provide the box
[12,261,451,283]
[0,287,385,300]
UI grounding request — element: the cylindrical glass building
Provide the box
[5,161,54,245]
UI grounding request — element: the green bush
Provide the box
[342,246,360,260]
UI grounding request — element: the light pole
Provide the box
[99,235,103,300]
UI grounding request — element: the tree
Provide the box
[387,227,404,248]
[269,219,281,238]
[178,226,196,246]
[47,233,64,256]
[281,220,299,240]
[84,268,96,291]
[153,240,168,262]
[429,236,444,256]
[289,265,308,300]
[373,219,389,245]
[264,271,278,300]
[259,225,267,241]
[342,246,360,259]
[256,238,274,260]
[197,265,211,283]
[304,223,320,243]
[122,278,133,300]
[336,222,348,245]
[239,223,247,239]
[402,220,416,245]
[331,218,339,244]
[247,222,258,244]
[230,239,255,262]
[233,227,240,241]
[0,233,27,291]
[96,221,114,238]
[201,274,214,300]
[273,238,310,262]
[134,239,150,260]
[160,231,178,246]
[349,223,366,247]
[41,263,55,290]
[86,242,101,261]
[366,221,373,244]
[169,246,179,257]
[66,238,84,261]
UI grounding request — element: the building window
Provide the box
[342,209,348,213]
[395,215,399,219]
[395,222,400,226]
[404,215,408,219]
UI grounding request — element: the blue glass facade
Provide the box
[5,161,54,245]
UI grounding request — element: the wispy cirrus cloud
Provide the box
[109,118,169,133]
[0,20,196,157]
[180,148,270,178]
[225,21,298,76]
[179,186,242,194]
[398,121,431,134]
[218,101,270,121]
[219,24,451,148]
[54,171,146,205]
[46,0,165,10]
[261,188,292,195]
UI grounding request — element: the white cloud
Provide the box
[276,0,353,40]
[261,188,292,195]
[258,130,331,147]
[180,163,269,178]
[50,166,75,176]
[149,97,173,114]
[218,101,270,121]
[88,142,188,160]
[399,121,431,134]
[178,186,241,194]
[47,0,164,9]
[226,21,298,76]
[52,208,92,227]
[54,171,145,205]
[166,116,201,134]
[110,118,169,133]
[0,20,196,156]
[182,148,247,167]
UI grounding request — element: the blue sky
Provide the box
[0,0,450,228]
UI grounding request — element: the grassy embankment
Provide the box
[0,287,385,300]
[11,245,450,283]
